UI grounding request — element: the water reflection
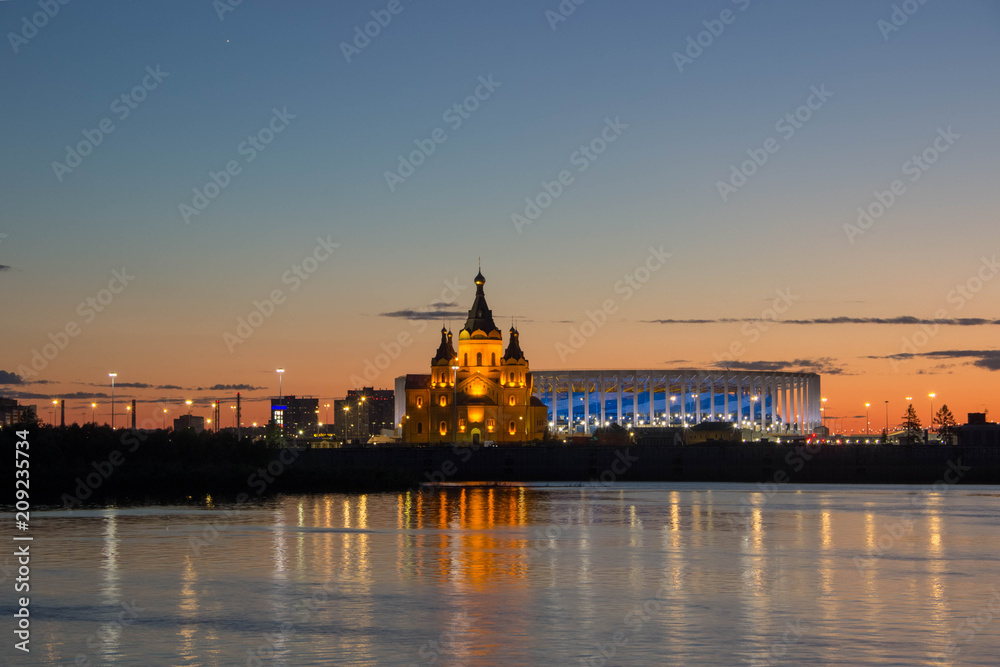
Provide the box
[23,485,996,666]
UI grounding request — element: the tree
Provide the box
[901,403,922,442]
[934,404,957,443]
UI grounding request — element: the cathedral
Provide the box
[402,269,548,444]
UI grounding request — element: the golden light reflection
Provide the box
[177,556,198,661]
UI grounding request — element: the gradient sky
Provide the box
[2,0,999,430]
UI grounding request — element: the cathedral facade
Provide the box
[402,270,548,444]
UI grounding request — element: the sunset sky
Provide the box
[2,1,999,429]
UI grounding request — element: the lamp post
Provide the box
[865,403,870,435]
[163,408,168,429]
[343,406,350,442]
[276,368,284,400]
[324,403,330,424]
[929,392,936,431]
[884,400,889,440]
[91,403,97,424]
[51,400,58,426]
[109,372,117,429]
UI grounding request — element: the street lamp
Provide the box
[91,402,97,424]
[865,402,871,435]
[929,393,936,431]
[324,403,330,424]
[52,399,58,426]
[163,408,168,429]
[276,368,284,400]
[109,372,117,429]
[884,400,889,440]
[185,399,193,414]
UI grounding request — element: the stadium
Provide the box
[531,369,822,436]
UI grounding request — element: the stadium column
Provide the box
[551,378,558,432]
[763,375,770,433]
[584,375,590,435]
[694,374,702,424]
[648,373,654,425]
[616,377,622,425]
[600,372,606,428]
[630,373,637,426]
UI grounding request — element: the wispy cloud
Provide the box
[869,349,1000,371]
[0,370,23,385]
[380,307,467,320]
[712,357,848,375]
[199,384,266,392]
[647,316,1000,326]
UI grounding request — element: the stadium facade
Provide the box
[531,369,821,435]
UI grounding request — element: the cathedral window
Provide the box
[439,421,448,436]
[417,422,423,434]
[415,396,423,409]
[476,352,482,366]
[509,421,516,435]
[439,395,447,407]
[491,353,496,366]
[509,395,516,406]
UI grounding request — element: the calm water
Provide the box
[4,483,1000,666]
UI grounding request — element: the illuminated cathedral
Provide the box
[402,269,548,444]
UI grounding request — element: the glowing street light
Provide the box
[929,392,936,431]
[865,402,871,435]
[276,368,285,400]
[109,372,117,429]
[91,402,97,424]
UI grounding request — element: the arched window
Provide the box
[416,396,423,408]
[417,422,423,434]
[509,395,516,406]
[464,353,468,366]
[439,395,447,407]
[476,352,482,366]
[439,421,448,436]
[509,372,515,383]
[509,421,516,435]
[491,353,496,366]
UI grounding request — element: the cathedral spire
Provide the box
[464,267,499,337]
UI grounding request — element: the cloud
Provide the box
[87,381,187,390]
[200,384,266,392]
[0,265,10,272]
[712,357,848,375]
[647,316,1000,326]
[380,308,467,320]
[10,391,110,400]
[870,349,1000,371]
[0,370,23,384]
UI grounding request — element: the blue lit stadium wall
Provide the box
[531,369,822,435]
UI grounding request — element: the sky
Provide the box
[2,0,999,430]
